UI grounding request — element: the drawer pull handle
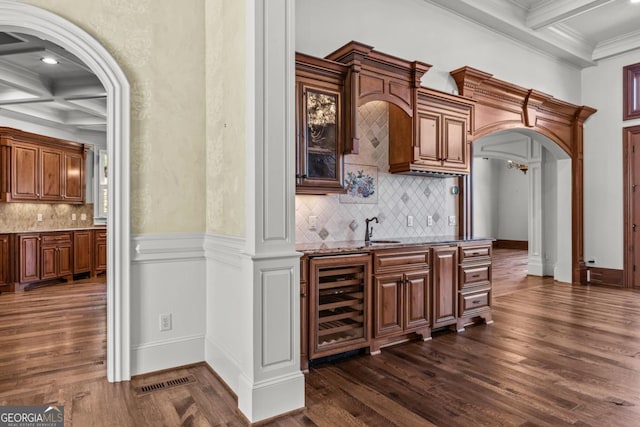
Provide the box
[472,300,481,304]
[472,274,480,278]
[471,252,480,256]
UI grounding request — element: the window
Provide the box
[623,62,640,120]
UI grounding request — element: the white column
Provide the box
[528,139,544,275]
[239,0,304,422]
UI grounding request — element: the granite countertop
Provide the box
[5,225,107,234]
[296,236,494,256]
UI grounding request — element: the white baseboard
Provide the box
[131,334,205,375]
[204,336,242,394]
[238,371,305,423]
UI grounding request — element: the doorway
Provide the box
[623,125,640,288]
[472,129,573,286]
[0,1,131,381]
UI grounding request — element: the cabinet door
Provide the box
[432,246,458,327]
[95,231,107,273]
[63,151,84,202]
[404,270,430,331]
[441,116,467,170]
[18,234,40,283]
[0,235,8,286]
[11,143,39,201]
[57,244,73,276]
[416,111,441,166]
[74,231,93,274]
[296,82,344,194]
[40,148,63,201]
[374,273,403,337]
[41,246,58,279]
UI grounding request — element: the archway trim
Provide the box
[0,0,131,381]
[451,66,596,284]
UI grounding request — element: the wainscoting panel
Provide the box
[130,233,206,375]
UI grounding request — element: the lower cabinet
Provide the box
[40,233,73,280]
[0,234,9,291]
[432,245,458,329]
[300,257,309,371]
[457,242,493,331]
[17,233,40,283]
[94,230,107,275]
[308,253,371,361]
[73,230,93,274]
[372,247,431,353]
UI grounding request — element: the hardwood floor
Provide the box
[4,269,640,425]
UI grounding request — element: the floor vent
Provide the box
[135,375,197,395]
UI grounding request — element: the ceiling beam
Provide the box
[526,0,616,30]
[0,59,52,97]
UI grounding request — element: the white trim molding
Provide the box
[0,0,131,382]
[132,233,206,263]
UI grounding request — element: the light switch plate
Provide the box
[407,215,414,227]
[448,216,456,226]
[80,213,87,221]
[427,215,433,226]
[37,213,43,222]
[309,215,318,230]
[71,213,77,221]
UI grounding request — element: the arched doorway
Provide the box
[472,129,572,283]
[451,66,596,284]
[0,0,131,381]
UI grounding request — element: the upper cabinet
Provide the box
[297,42,477,180]
[295,53,347,195]
[0,127,87,204]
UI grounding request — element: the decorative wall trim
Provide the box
[131,334,205,376]
[204,233,246,267]
[588,267,624,287]
[131,233,206,263]
[204,337,243,396]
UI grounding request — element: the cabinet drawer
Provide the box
[95,230,107,240]
[460,264,491,289]
[300,257,308,283]
[41,233,72,245]
[459,287,491,316]
[373,248,429,272]
[459,244,491,263]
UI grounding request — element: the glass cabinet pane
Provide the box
[305,88,338,179]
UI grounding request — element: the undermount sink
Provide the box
[368,239,401,244]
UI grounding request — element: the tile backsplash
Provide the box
[0,203,95,232]
[295,101,458,243]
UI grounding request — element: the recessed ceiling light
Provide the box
[41,57,59,65]
[632,0,640,4]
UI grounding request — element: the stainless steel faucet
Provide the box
[365,216,379,243]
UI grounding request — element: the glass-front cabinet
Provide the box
[295,54,346,195]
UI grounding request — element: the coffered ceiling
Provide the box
[424,0,640,67]
[0,31,105,142]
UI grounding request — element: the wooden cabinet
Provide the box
[74,230,93,274]
[371,247,430,352]
[40,233,72,280]
[432,245,458,329]
[308,253,371,360]
[94,229,107,275]
[300,257,309,371]
[295,54,347,195]
[457,243,493,331]
[0,127,86,204]
[0,234,9,291]
[17,234,40,284]
[389,88,475,176]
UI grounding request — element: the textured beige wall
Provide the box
[23,0,207,234]
[205,0,246,237]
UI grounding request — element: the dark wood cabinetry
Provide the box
[308,254,371,361]
[0,234,9,291]
[17,234,40,284]
[295,54,347,195]
[0,127,86,204]
[300,257,309,371]
[40,233,72,280]
[371,247,431,352]
[432,245,458,329]
[94,230,107,275]
[457,243,493,331]
[389,89,474,176]
[74,230,93,274]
